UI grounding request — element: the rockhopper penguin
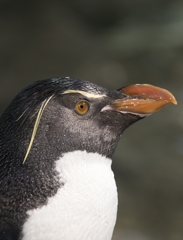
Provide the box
[0,77,177,240]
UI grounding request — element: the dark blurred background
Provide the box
[0,0,183,239]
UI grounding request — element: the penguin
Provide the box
[0,77,177,240]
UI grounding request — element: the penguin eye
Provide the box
[75,101,89,115]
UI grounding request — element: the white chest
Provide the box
[22,151,118,240]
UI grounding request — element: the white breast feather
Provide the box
[22,151,118,240]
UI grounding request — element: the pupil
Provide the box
[80,105,84,109]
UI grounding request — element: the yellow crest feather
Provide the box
[22,96,53,164]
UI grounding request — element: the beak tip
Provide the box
[172,98,177,105]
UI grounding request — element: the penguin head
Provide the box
[0,77,177,166]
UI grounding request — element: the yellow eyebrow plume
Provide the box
[22,96,53,164]
[62,90,106,99]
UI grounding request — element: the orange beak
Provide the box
[111,84,177,115]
